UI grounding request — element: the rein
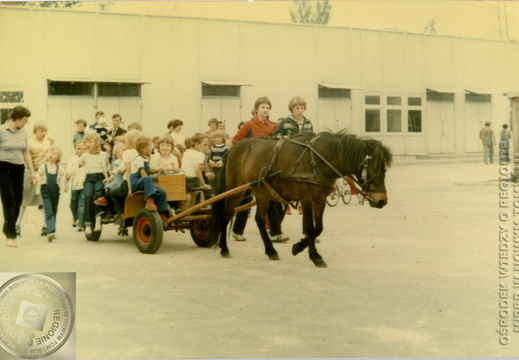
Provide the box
[283,136,386,202]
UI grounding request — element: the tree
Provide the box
[423,15,437,34]
[290,0,332,25]
[0,1,111,11]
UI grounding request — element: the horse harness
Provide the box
[260,135,386,205]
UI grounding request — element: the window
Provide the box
[365,109,381,132]
[387,110,402,132]
[365,95,381,132]
[1,109,11,125]
[407,97,423,133]
[202,84,240,97]
[426,89,454,102]
[48,81,94,96]
[0,90,24,124]
[48,81,143,97]
[386,96,402,133]
[98,83,141,97]
[318,86,350,99]
[365,96,380,105]
[387,96,401,106]
[408,97,422,106]
[0,92,24,103]
[465,93,491,102]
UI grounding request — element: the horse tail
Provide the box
[209,152,228,246]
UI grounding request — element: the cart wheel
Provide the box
[190,219,216,247]
[326,186,339,207]
[342,183,352,204]
[132,208,163,254]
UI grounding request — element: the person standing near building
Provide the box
[231,96,288,243]
[89,111,105,131]
[272,96,313,138]
[499,123,512,164]
[107,114,127,146]
[272,96,314,216]
[73,119,87,144]
[480,121,496,164]
[17,120,53,237]
[0,106,36,247]
[37,146,66,242]
[167,119,185,148]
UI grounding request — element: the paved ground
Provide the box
[0,160,518,358]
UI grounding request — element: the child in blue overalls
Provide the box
[130,135,171,223]
[38,146,66,242]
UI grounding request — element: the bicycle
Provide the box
[326,177,352,207]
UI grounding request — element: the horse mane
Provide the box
[315,129,393,172]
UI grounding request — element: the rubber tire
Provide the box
[132,208,163,254]
[190,219,217,248]
[342,183,352,204]
[326,186,339,207]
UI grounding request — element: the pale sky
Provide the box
[72,0,519,41]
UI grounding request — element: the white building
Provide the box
[1,5,518,162]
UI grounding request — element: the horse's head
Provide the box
[354,140,392,209]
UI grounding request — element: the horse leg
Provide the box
[255,199,279,260]
[291,200,312,257]
[219,193,242,258]
[308,200,327,268]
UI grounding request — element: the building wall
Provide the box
[1,6,519,161]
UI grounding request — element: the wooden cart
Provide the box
[85,174,255,254]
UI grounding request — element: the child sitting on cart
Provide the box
[130,135,171,223]
[149,135,181,183]
[104,142,127,223]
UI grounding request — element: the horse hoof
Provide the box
[292,244,301,256]
[221,251,231,258]
[312,259,327,268]
[268,253,280,261]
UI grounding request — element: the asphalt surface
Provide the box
[0,160,517,358]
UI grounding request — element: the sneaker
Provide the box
[94,197,108,206]
[78,227,84,232]
[15,225,21,236]
[40,227,46,237]
[232,233,246,242]
[6,239,17,248]
[85,226,92,236]
[160,213,169,223]
[72,220,77,227]
[270,233,290,243]
[146,198,158,211]
[47,233,56,242]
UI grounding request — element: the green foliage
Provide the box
[0,1,111,10]
[290,0,331,25]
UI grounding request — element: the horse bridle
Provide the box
[284,137,386,203]
[354,155,386,199]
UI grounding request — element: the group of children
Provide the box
[19,119,230,242]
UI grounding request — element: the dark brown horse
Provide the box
[210,131,392,267]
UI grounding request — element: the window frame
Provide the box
[201,83,241,98]
[386,95,403,134]
[47,80,144,98]
[318,85,351,99]
[364,93,382,134]
[0,88,25,125]
[406,94,424,134]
